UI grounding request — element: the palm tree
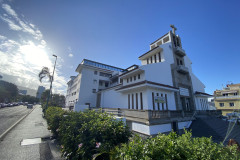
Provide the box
[38,67,52,82]
[38,55,57,113]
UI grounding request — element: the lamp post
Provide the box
[45,54,57,110]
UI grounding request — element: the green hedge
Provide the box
[112,131,240,160]
[45,107,131,160]
[45,106,67,138]
[45,107,240,160]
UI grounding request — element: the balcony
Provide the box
[215,95,240,100]
[174,47,186,57]
[177,65,189,74]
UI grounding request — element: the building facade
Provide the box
[36,86,45,99]
[214,83,240,116]
[66,26,212,136]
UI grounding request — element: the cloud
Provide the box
[2,3,18,18]
[0,3,67,95]
[1,4,43,40]
[0,35,7,40]
[68,53,73,57]
[0,16,22,31]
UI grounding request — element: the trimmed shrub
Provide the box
[45,106,66,138]
[44,108,131,160]
[112,131,240,160]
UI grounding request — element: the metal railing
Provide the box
[215,95,240,99]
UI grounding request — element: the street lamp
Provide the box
[45,54,57,110]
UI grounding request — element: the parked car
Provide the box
[27,104,33,109]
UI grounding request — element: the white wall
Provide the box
[184,56,205,93]
[101,87,126,108]
[178,121,191,129]
[132,122,172,135]
[195,96,209,110]
[101,87,149,110]
[146,88,177,110]
[141,43,174,86]
[122,72,145,86]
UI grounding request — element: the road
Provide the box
[0,105,31,136]
[0,105,63,160]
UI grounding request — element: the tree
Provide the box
[18,95,39,104]
[41,89,65,108]
[0,80,18,102]
[38,67,52,83]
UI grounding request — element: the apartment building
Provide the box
[214,83,240,116]
[66,25,212,136]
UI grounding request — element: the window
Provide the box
[132,94,134,109]
[158,52,161,62]
[180,60,183,65]
[130,77,132,82]
[177,58,180,65]
[230,103,234,107]
[134,76,136,81]
[163,36,169,43]
[99,81,103,86]
[94,71,98,75]
[223,93,228,96]
[127,78,129,83]
[150,57,153,63]
[105,82,109,87]
[165,94,168,110]
[154,54,157,63]
[156,93,160,110]
[220,103,224,107]
[128,94,130,109]
[138,74,140,79]
[136,93,138,110]
[92,89,96,93]
[147,59,149,64]
[152,92,155,110]
[234,93,238,96]
[140,92,143,110]
[99,72,111,77]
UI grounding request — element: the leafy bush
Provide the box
[112,131,240,160]
[45,106,66,138]
[45,107,131,160]
[59,110,131,160]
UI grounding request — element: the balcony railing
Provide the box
[215,95,240,100]
[174,47,186,57]
[177,65,189,74]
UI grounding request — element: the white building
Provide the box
[66,26,215,136]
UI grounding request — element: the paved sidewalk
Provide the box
[0,105,63,160]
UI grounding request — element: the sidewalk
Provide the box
[0,105,63,160]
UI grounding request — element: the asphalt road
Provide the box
[0,105,31,136]
[0,105,63,160]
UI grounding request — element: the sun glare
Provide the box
[19,41,52,68]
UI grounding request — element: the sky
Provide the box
[0,0,240,95]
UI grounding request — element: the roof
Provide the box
[119,67,140,78]
[82,59,124,71]
[138,46,159,59]
[125,64,139,71]
[150,32,170,45]
[190,116,240,145]
[195,91,212,96]
[76,59,124,72]
[116,80,178,91]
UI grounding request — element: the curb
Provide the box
[0,106,36,141]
